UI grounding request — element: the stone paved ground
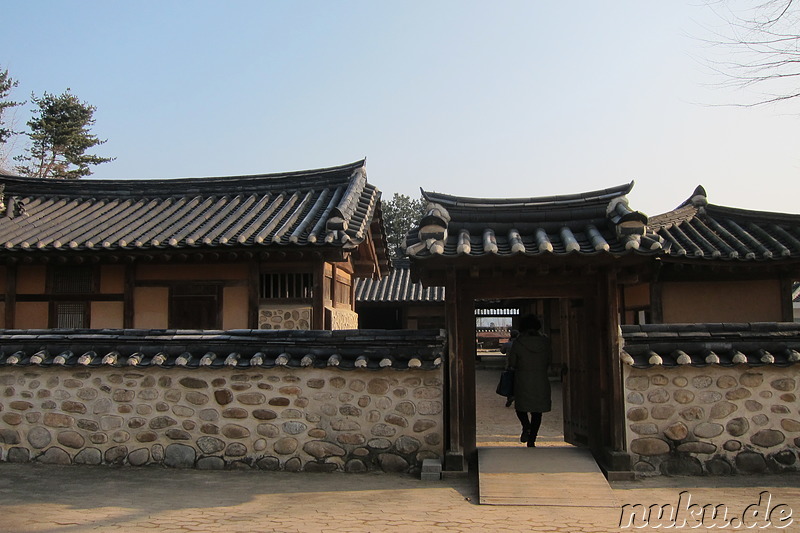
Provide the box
[0,463,798,532]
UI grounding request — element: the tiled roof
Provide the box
[404,182,664,259]
[621,323,800,368]
[405,183,800,265]
[0,328,445,371]
[0,161,388,273]
[649,186,800,262]
[355,258,445,303]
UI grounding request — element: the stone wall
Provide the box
[0,367,443,473]
[258,305,312,330]
[624,365,800,475]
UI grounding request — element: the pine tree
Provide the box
[0,69,23,169]
[382,193,425,258]
[14,90,113,179]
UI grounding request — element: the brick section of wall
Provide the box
[624,366,800,475]
[0,367,443,473]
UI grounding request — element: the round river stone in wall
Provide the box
[726,417,750,437]
[781,419,800,432]
[672,377,688,387]
[274,437,298,455]
[303,441,345,459]
[57,431,85,449]
[214,389,233,405]
[673,390,694,404]
[39,447,71,465]
[27,427,52,449]
[198,436,225,454]
[651,406,675,420]
[660,456,702,476]
[724,440,742,452]
[647,389,670,404]
[650,374,668,386]
[676,442,717,454]
[164,443,196,468]
[771,378,796,392]
[630,423,658,436]
[128,448,150,466]
[736,451,767,473]
[664,422,689,441]
[752,414,769,426]
[630,437,670,456]
[745,400,763,412]
[627,392,644,405]
[706,458,733,475]
[692,376,712,389]
[694,423,724,439]
[378,453,409,473]
[74,447,102,465]
[726,388,751,400]
[716,376,737,389]
[740,373,763,387]
[625,376,648,391]
[750,429,785,448]
[698,391,722,403]
[680,407,704,421]
[626,407,648,422]
[710,402,738,419]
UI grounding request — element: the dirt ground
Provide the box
[475,367,566,447]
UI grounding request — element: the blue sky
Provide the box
[2,1,798,217]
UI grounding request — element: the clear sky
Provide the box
[2,1,798,217]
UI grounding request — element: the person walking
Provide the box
[507,314,552,447]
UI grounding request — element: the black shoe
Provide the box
[527,439,536,448]
[520,428,530,443]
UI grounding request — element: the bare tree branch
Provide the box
[700,0,800,107]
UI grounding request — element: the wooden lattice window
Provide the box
[54,302,88,328]
[260,273,314,300]
[51,266,94,294]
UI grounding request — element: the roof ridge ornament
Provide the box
[405,201,450,256]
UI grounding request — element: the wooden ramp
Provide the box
[478,446,619,507]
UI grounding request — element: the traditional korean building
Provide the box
[0,162,449,473]
[406,183,800,475]
[0,160,388,331]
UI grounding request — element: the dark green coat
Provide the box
[508,332,552,413]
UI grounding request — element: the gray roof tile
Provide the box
[355,259,445,303]
[0,161,388,274]
[621,323,800,368]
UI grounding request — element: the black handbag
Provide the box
[496,369,514,397]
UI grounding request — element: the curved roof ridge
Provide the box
[0,159,366,198]
[703,203,800,224]
[421,181,634,209]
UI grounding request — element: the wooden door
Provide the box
[561,298,590,446]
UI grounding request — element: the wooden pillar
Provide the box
[123,263,135,329]
[5,264,16,329]
[248,259,259,329]
[650,280,663,324]
[457,281,477,472]
[312,261,325,330]
[606,268,625,452]
[443,268,463,471]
